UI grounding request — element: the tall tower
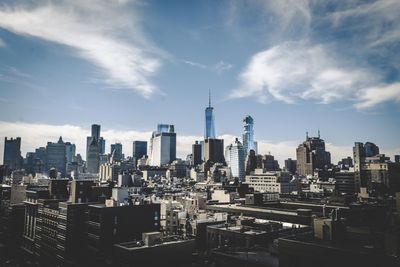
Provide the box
[205,90,216,139]
[243,115,257,154]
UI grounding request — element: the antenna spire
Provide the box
[318,129,320,138]
[209,89,211,108]
[306,130,309,139]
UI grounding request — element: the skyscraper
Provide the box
[225,138,245,182]
[110,143,123,162]
[65,142,76,164]
[86,124,104,172]
[243,115,257,154]
[46,136,67,177]
[204,138,225,164]
[204,91,216,139]
[91,124,101,142]
[86,137,100,173]
[132,141,147,160]
[296,132,331,176]
[149,124,176,166]
[192,141,202,166]
[3,137,22,170]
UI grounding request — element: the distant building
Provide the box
[46,137,67,177]
[65,142,76,164]
[353,141,400,195]
[242,115,257,154]
[225,138,246,182]
[132,141,147,161]
[296,132,331,176]
[284,158,297,174]
[111,143,123,162]
[86,124,104,169]
[394,155,400,163]
[245,169,297,194]
[86,137,100,173]
[205,91,216,139]
[149,124,176,166]
[245,150,262,175]
[3,137,22,170]
[192,141,202,166]
[262,154,280,171]
[204,138,225,164]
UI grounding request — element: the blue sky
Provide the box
[0,0,399,164]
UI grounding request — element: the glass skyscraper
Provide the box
[243,115,257,154]
[205,92,216,139]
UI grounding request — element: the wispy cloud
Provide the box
[231,41,379,104]
[228,0,400,109]
[182,60,207,69]
[355,83,400,109]
[0,0,163,98]
[182,59,233,74]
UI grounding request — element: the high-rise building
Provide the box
[111,143,123,162]
[192,141,202,166]
[65,142,76,164]
[86,138,100,173]
[149,124,176,166]
[395,155,400,163]
[205,91,216,139]
[86,124,105,172]
[225,138,246,182]
[99,137,106,155]
[204,138,225,164]
[91,124,101,142]
[284,158,297,174]
[242,115,257,154]
[46,137,67,177]
[352,142,400,195]
[3,137,22,170]
[132,141,147,161]
[296,132,331,176]
[262,154,280,171]
[245,150,262,175]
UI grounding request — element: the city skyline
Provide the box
[0,0,399,165]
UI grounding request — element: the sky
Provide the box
[0,0,399,165]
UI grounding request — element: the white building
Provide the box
[149,124,176,166]
[225,138,246,182]
[245,169,298,194]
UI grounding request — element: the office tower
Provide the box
[91,124,101,142]
[192,141,202,166]
[364,142,379,157]
[86,138,100,173]
[296,131,331,176]
[284,158,297,174]
[245,150,260,175]
[65,142,76,164]
[352,142,399,195]
[111,143,123,162]
[132,141,147,160]
[204,138,225,164]
[225,138,245,182]
[99,137,105,154]
[262,154,280,171]
[395,155,400,163]
[46,137,67,178]
[204,91,216,139]
[3,137,22,170]
[149,124,176,166]
[242,115,257,154]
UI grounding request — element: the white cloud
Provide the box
[182,60,207,69]
[213,61,233,74]
[0,121,363,167]
[231,41,378,104]
[0,0,163,98]
[355,83,400,109]
[182,59,233,74]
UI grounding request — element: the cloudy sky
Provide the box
[0,0,399,165]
